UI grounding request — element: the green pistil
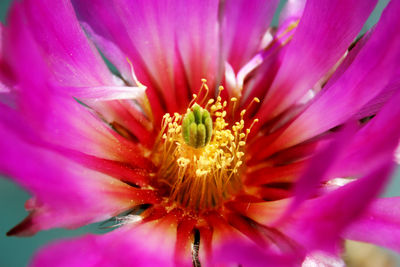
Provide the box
[182,104,212,148]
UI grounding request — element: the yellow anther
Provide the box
[250,119,259,130]
[236,152,244,157]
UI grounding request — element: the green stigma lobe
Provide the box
[182,104,212,148]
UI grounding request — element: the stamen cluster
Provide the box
[154,88,254,211]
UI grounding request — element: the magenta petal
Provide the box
[257,0,377,122]
[0,123,155,235]
[284,162,394,253]
[322,30,372,91]
[173,0,220,92]
[220,0,279,72]
[30,222,177,267]
[71,0,177,120]
[73,0,194,114]
[331,88,400,178]
[212,239,302,267]
[5,5,142,162]
[344,197,400,253]
[355,78,400,120]
[281,123,358,219]
[262,0,400,156]
[13,0,113,87]
[31,235,108,267]
[115,0,180,110]
[71,0,138,85]
[20,90,143,162]
[6,1,140,104]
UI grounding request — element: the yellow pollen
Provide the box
[154,86,257,211]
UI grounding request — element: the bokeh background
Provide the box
[0,0,398,266]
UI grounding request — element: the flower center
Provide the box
[153,84,257,211]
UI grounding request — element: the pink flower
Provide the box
[1,0,400,266]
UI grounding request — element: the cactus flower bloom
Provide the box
[1,0,400,266]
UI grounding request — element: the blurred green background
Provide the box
[0,0,398,266]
